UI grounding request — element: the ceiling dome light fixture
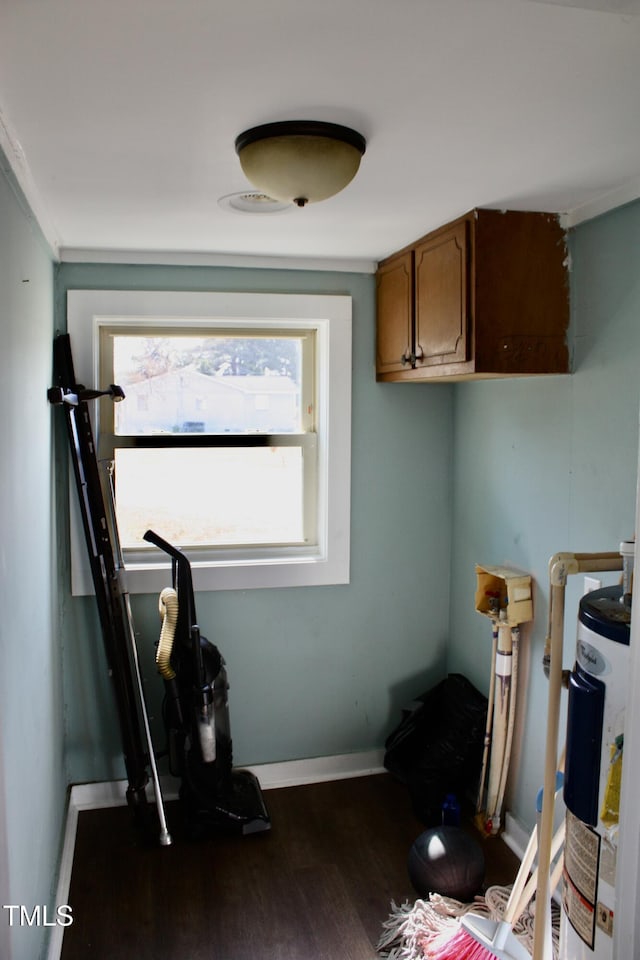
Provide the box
[235,120,366,208]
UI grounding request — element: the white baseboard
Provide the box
[502,810,530,861]
[246,749,386,789]
[47,750,385,960]
[46,797,79,960]
[68,749,386,811]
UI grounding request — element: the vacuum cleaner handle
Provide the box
[145,529,207,671]
[142,530,196,612]
[144,530,216,764]
[143,529,197,632]
[143,528,184,562]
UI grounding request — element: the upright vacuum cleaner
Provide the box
[144,529,270,836]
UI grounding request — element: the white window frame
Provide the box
[67,290,352,594]
[99,322,319,552]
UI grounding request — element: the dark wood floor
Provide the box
[60,774,519,960]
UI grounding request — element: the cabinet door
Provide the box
[376,251,413,375]
[414,220,469,367]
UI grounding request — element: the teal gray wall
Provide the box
[447,200,640,829]
[0,155,64,960]
[55,263,455,784]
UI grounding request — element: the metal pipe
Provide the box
[543,552,622,677]
[493,624,521,834]
[106,463,172,846]
[476,620,499,818]
[533,580,566,960]
[118,568,173,846]
[485,618,513,831]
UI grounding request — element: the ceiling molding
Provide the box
[0,105,61,257]
[561,176,640,228]
[525,0,639,12]
[58,247,377,274]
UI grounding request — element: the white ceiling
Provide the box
[1,0,639,267]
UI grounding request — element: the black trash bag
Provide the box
[384,673,487,826]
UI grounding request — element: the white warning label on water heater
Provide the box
[563,809,601,949]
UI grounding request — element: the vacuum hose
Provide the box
[157,587,178,680]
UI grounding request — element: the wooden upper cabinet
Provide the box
[414,218,469,368]
[375,209,570,382]
[375,250,413,375]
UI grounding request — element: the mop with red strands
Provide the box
[419,807,564,960]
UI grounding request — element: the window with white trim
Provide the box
[67,291,352,594]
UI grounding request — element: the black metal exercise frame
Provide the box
[49,333,171,844]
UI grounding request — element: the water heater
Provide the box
[561,582,631,959]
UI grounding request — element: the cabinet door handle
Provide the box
[401,348,423,368]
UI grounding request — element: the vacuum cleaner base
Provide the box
[181,769,271,837]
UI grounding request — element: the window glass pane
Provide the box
[114,447,304,548]
[111,335,303,435]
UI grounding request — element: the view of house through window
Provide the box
[99,329,316,551]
